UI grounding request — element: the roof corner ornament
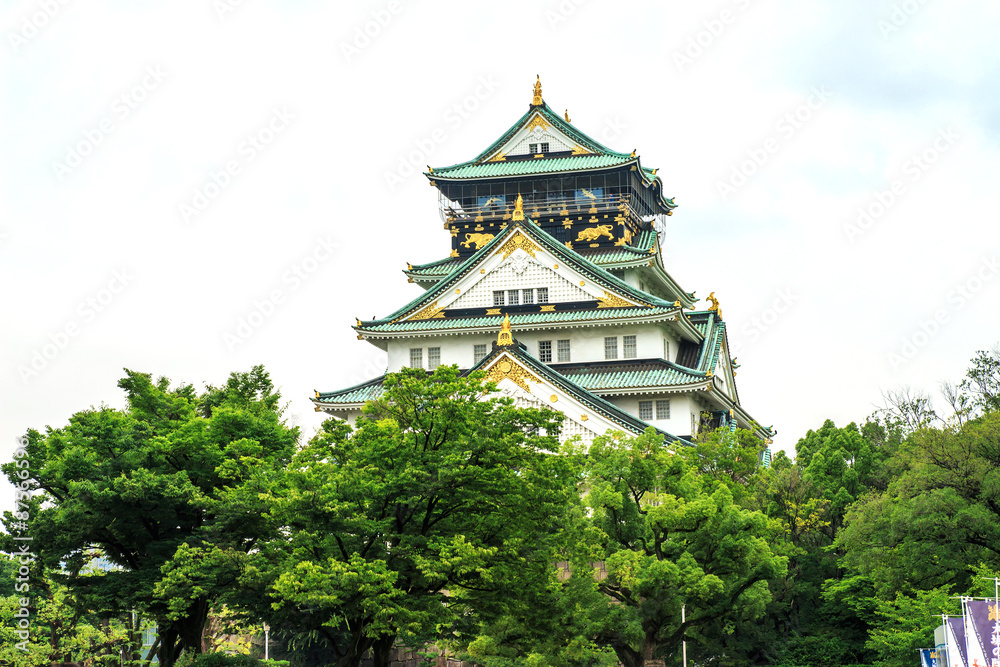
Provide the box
[706,292,721,318]
[498,313,514,346]
[531,75,543,106]
[512,193,525,221]
[564,109,571,123]
[630,149,637,158]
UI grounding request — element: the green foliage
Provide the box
[582,428,786,667]
[177,653,289,667]
[252,366,581,667]
[0,365,297,667]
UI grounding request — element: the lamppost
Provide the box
[263,622,270,661]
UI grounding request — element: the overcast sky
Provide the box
[3,0,999,515]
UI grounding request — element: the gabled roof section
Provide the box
[360,218,697,334]
[407,228,697,308]
[466,100,628,165]
[424,86,676,213]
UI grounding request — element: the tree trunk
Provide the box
[371,635,397,667]
[157,625,181,667]
[175,597,211,657]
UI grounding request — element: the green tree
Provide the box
[250,366,580,667]
[1,366,298,667]
[582,429,787,667]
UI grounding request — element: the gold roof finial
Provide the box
[564,109,571,123]
[498,314,513,346]
[531,75,543,106]
[706,292,721,318]
[512,193,525,221]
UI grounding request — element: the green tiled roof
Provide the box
[430,154,635,180]
[553,359,708,391]
[362,306,679,334]
[407,257,463,278]
[316,376,387,405]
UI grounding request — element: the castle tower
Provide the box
[313,78,772,446]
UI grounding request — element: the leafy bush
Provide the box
[177,653,290,667]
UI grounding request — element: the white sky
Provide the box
[3,0,999,515]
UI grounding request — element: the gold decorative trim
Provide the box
[576,225,613,243]
[455,288,461,294]
[550,395,558,402]
[597,291,636,309]
[531,75,543,106]
[581,414,588,422]
[565,109,572,123]
[410,300,445,320]
[495,230,540,260]
[579,281,586,286]
[526,115,549,132]
[487,152,507,162]
[540,305,555,312]
[497,314,513,346]
[511,193,525,222]
[571,144,589,155]
[486,308,501,315]
[450,249,459,258]
[485,354,540,392]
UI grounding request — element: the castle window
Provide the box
[493,291,505,307]
[639,401,653,421]
[664,339,670,361]
[623,335,637,359]
[539,340,552,363]
[529,143,538,153]
[537,287,549,303]
[656,399,670,420]
[474,344,487,364]
[508,289,520,306]
[522,289,534,304]
[557,339,571,362]
[604,337,618,360]
[428,347,441,370]
[409,348,423,369]
[540,142,549,153]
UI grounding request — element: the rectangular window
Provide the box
[604,336,618,360]
[428,347,441,370]
[656,399,670,420]
[539,340,552,363]
[493,290,505,306]
[537,287,549,304]
[623,335,637,359]
[664,339,670,361]
[529,143,538,153]
[522,289,534,304]
[639,400,653,421]
[540,142,550,153]
[508,289,520,306]
[557,339,570,362]
[409,348,423,369]
[474,344,487,364]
